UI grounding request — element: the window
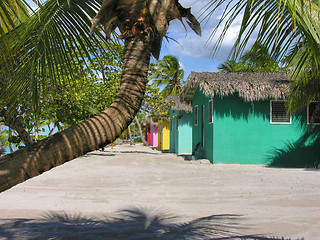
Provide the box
[270,100,291,124]
[208,100,213,124]
[308,102,320,125]
[194,105,198,126]
[176,118,179,131]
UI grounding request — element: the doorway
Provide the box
[201,104,205,148]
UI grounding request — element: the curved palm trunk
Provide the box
[0,36,152,192]
[134,116,148,146]
[128,125,134,145]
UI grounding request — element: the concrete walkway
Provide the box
[0,144,319,239]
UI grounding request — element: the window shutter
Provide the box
[271,101,291,123]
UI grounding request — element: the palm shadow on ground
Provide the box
[97,150,163,155]
[0,207,296,240]
[267,120,320,168]
[83,153,116,157]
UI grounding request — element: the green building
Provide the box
[181,72,320,167]
[168,96,193,155]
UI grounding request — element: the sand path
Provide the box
[0,144,319,239]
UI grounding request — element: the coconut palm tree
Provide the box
[0,0,201,192]
[149,55,184,96]
[218,42,287,73]
[240,42,286,72]
[218,59,245,72]
[204,0,320,113]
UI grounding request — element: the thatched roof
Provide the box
[167,96,192,113]
[182,72,291,102]
[140,116,158,126]
[140,113,170,126]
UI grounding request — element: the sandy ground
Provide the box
[0,144,319,239]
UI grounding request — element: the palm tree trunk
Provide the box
[134,116,148,146]
[8,128,14,153]
[0,35,152,192]
[5,121,34,147]
[48,121,59,136]
[128,125,134,145]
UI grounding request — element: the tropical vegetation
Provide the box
[1,0,319,191]
[203,0,320,117]
[218,42,287,72]
[1,39,123,150]
[149,55,185,96]
[0,0,201,191]
[218,60,246,73]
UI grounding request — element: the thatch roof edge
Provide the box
[140,116,158,126]
[167,96,192,113]
[182,72,291,102]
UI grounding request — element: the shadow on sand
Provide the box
[0,207,298,240]
[101,150,163,155]
[84,153,116,157]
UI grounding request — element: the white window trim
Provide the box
[270,100,292,125]
[194,105,199,126]
[307,101,320,125]
[208,100,213,124]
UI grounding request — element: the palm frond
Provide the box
[203,0,319,60]
[149,55,184,96]
[0,0,30,35]
[204,0,320,115]
[0,0,117,116]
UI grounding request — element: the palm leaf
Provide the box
[0,0,117,116]
[203,0,319,60]
[203,0,320,114]
[149,55,184,97]
[0,0,30,35]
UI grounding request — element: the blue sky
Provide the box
[158,0,249,80]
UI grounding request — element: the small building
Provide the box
[148,124,158,147]
[181,72,320,166]
[157,119,170,151]
[141,116,158,147]
[167,96,193,155]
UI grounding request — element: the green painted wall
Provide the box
[169,110,193,154]
[192,88,320,166]
[213,95,304,164]
[192,89,214,160]
[169,114,176,153]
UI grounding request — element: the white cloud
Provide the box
[167,21,238,62]
[179,61,185,70]
[166,0,258,63]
